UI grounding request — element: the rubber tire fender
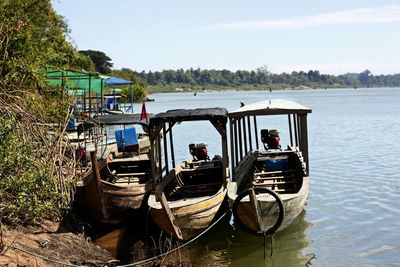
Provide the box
[232,186,284,236]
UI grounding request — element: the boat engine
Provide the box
[189,143,209,161]
[261,129,281,150]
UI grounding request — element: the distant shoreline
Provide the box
[146,84,398,94]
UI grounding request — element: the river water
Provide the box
[106,88,400,266]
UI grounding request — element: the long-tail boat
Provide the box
[147,108,230,241]
[227,99,311,235]
[74,114,152,224]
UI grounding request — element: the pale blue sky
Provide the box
[53,0,400,75]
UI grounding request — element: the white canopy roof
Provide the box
[228,99,311,117]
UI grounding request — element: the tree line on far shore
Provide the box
[78,50,400,90]
[135,68,400,89]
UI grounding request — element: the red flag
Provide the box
[140,100,148,123]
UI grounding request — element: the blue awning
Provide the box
[106,77,133,86]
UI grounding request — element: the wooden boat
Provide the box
[147,108,230,241]
[75,150,152,224]
[74,115,152,224]
[227,99,311,235]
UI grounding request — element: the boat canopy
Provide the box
[45,67,108,94]
[45,67,134,93]
[106,77,133,86]
[150,108,228,126]
[44,67,136,114]
[228,99,311,117]
[94,113,154,126]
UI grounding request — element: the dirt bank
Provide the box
[0,220,115,266]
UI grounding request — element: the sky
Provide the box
[52,0,400,75]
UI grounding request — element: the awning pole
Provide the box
[101,79,104,115]
[88,74,92,116]
[130,83,133,113]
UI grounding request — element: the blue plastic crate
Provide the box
[264,158,288,171]
[115,127,139,152]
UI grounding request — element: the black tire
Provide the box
[232,186,284,236]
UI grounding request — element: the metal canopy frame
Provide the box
[228,100,311,178]
[148,108,229,187]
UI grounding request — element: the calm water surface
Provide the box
[123,88,400,266]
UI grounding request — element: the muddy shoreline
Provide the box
[0,219,115,266]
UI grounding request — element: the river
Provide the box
[103,88,400,266]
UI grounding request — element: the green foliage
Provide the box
[79,50,113,74]
[0,0,79,225]
[0,117,60,225]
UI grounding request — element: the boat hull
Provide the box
[75,157,151,224]
[149,185,228,240]
[228,176,309,233]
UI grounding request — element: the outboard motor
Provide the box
[189,143,209,161]
[261,129,281,150]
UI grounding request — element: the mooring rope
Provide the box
[2,209,229,267]
[117,209,230,267]
[3,243,85,267]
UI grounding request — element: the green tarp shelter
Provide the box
[45,67,108,94]
[45,67,135,114]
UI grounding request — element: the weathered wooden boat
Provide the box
[227,99,311,235]
[75,151,152,224]
[74,115,152,224]
[147,108,230,241]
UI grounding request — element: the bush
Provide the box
[0,117,61,225]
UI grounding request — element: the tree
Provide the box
[358,70,372,85]
[0,0,88,225]
[79,50,113,74]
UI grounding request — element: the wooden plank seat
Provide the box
[114,177,140,184]
[253,169,299,193]
[252,186,296,194]
[253,180,297,186]
[254,174,296,180]
[116,172,147,177]
[177,182,221,196]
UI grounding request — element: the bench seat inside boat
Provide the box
[165,161,224,200]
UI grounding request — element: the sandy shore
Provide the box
[0,220,115,266]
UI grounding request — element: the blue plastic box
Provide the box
[264,158,288,171]
[67,118,77,131]
[115,127,139,152]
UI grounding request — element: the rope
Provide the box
[117,209,230,267]
[2,209,229,267]
[4,243,85,267]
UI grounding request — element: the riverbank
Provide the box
[146,83,351,93]
[0,220,115,266]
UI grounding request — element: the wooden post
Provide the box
[168,122,175,168]
[254,116,259,150]
[293,114,298,147]
[242,117,247,154]
[238,117,243,160]
[163,124,169,175]
[229,118,235,177]
[233,119,238,166]
[299,114,309,175]
[249,188,262,232]
[288,114,293,147]
[90,151,107,219]
[247,116,252,151]
[155,169,183,240]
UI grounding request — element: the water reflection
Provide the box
[189,210,314,267]
[93,207,313,266]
